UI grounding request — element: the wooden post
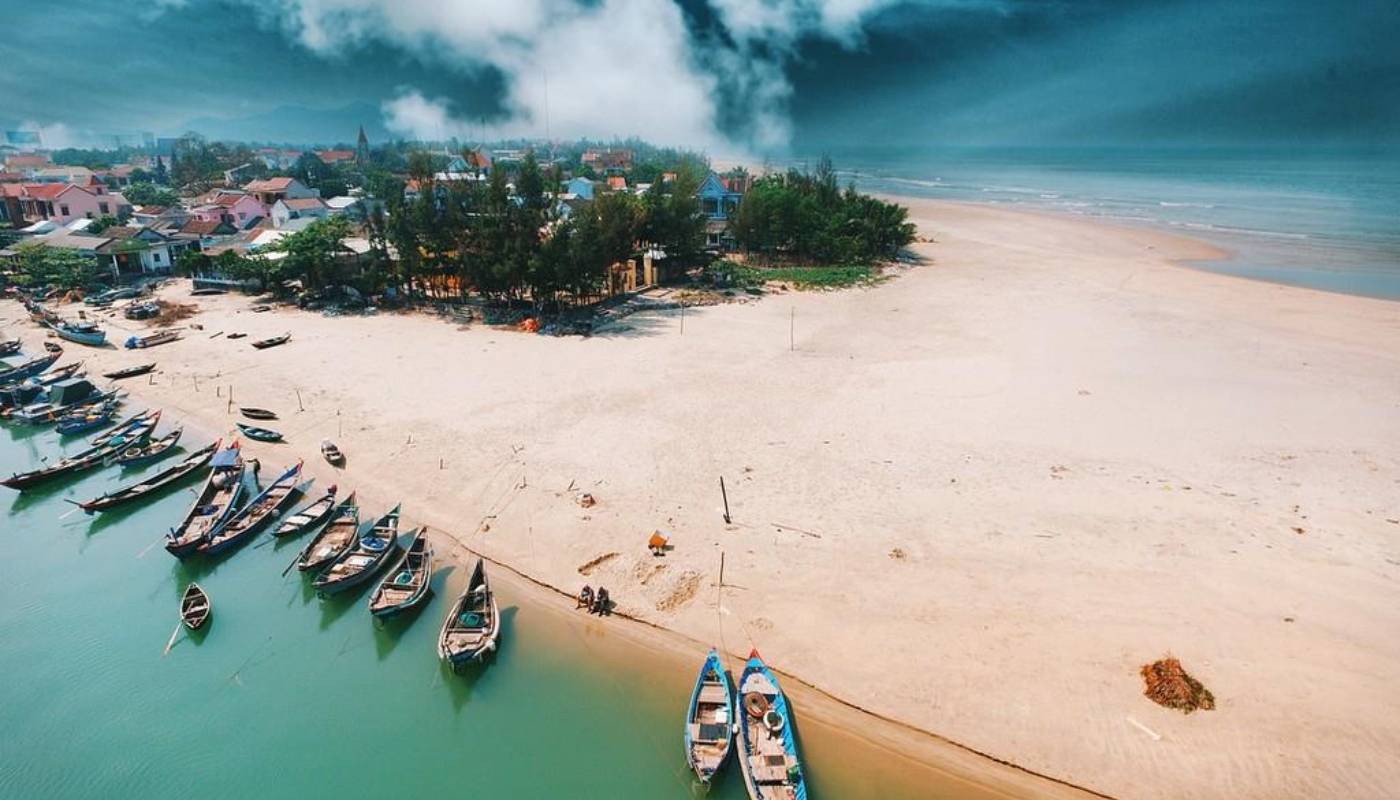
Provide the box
[216,385,221,398]
[789,306,795,351]
[680,301,685,336]
[296,389,304,412]
[719,550,725,588]
[193,375,199,392]
[337,410,342,437]
[720,476,731,524]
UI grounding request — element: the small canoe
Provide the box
[43,341,64,353]
[296,492,359,571]
[103,363,155,380]
[76,440,218,513]
[273,485,338,538]
[236,422,283,442]
[250,333,290,350]
[321,439,344,465]
[181,583,211,630]
[92,408,159,447]
[313,504,400,594]
[198,461,306,556]
[437,558,500,668]
[0,338,20,356]
[1,412,158,492]
[686,649,736,784]
[112,427,183,467]
[369,528,432,617]
[226,332,247,340]
[736,651,807,800]
[240,407,277,421]
[124,330,181,349]
[190,287,226,297]
[166,441,245,557]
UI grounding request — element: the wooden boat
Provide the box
[437,558,500,668]
[123,330,180,349]
[1,412,158,491]
[1,362,84,410]
[296,493,359,571]
[165,441,245,557]
[736,651,807,800]
[321,439,344,465]
[55,398,120,436]
[103,363,155,380]
[226,332,247,340]
[10,386,117,426]
[112,427,182,466]
[180,583,211,630]
[686,649,736,784]
[369,528,432,617]
[250,332,290,350]
[235,422,282,442]
[190,287,226,297]
[0,350,60,383]
[273,485,337,538]
[52,320,107,347]
[313,504,400,594]
[75,440,218,513]
[239,407,277,421]
[91,408,159,447]
[198,460,306,556]
[0,338,19,356]
[43,341,63,353]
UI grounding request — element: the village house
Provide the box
[178,218,238,248]
[314,149,356,166]
[581,148,633,175]
[188,190,265,228]
[271,196,328,228]
[0,183,24,226]
[94,226,193,277]
[3,153,51,175]
[243,176,319,207]
[17,182,131,225]
[31,166,96,185]
[696,172,746,251]
[564,176,595,200]
[130,205,190,230]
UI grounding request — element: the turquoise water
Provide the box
[0,419,959,799]
[827,147,1400,300]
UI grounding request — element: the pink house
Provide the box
[189,191,265,229]
[18,182,131,225]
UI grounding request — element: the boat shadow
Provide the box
[316,579,376,631]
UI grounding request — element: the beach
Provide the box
[7,198,1399,798]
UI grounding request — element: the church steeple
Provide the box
[355,125,369,166]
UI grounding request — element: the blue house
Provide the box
[565,176,595,200]
[696,172,746,250]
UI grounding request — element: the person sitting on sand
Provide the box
[577,585,593,609]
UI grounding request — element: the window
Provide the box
[153,252,162,264]
[60,204,70,216]
[99,202,109,214]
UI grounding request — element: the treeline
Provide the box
[732,157,915,264]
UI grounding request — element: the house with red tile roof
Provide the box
[315,149,356,165]
[17,182,131,225]
[188,190,265,228]
[582,148,633,175]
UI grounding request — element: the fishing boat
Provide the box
[0,338,19,356]
[51,320,107,347]
[111,427,182,466]
[1,412,158,491]
[685,649,736,784]
[736,651,807,800]
[103,363,155,380]
[239,407,277,421]
[250,332,290,350]
[0,350,60,383]
[55,398,120,436]
[226,332,247,340]
[9,383,114,425]
[368,528,432,617]
[296,493,359,571]
[235,422,283,442]
[165,441,245,557]
[436,558,500,668]
[198,461,306,556]
[273,485,338,538]
[75,440,218,513]
[1,363,84,411]
[92,408,159,447]
[321,439,344,465]
[313,504,400,594]
[180,583,211,630]
[124,330,181,349]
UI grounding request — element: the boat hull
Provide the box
[315,546,397,594]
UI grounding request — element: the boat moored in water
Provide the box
[165,441,245,557]
[685,648,735,785]
[736,651,807,800]
[1,412,158,491]
[437,558,500,668]
[198,461,306,556]
[313,503,399,595]
[180,583,211,630]
[76,440,218,513]
[369,528,432,617]
[273,485,337,538]
[111,427,182,466]
[296,493,359,571]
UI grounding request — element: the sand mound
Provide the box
[153,301,199,327]
[1141,656,1215,713]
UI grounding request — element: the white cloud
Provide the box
[231,0,927,153]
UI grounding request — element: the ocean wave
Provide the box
[1159,201,1216,208]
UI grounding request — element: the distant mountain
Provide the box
[180,102,394,147]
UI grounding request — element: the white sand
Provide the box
[10,199,1399,798]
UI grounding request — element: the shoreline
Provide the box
[6,198,1398,798]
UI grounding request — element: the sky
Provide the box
[2,0,1396,156]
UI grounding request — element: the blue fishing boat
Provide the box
[736,651,807,800]
[76,439,218,513]
[0,338,20,356]
[198,460,306,556]
[51,320,107,347]
[166,441,245,558]
[0,361,83,410]
[235,422,283,442]
[685,649,735,784]
[55,398,120,436]
[0,350,60,384]
[314,504,400,595]
[368,528,432,617]
[273,485,338,538]
[436,557,500,668]
[111,427,182,466]
[11,383,115,426]
[1,412,158,491]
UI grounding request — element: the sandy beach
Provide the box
[7,198,1399,798]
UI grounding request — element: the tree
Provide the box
[12,243,105,291]
[153,156,169,186]
[87,215,120,234]
[266,216,354,291]
[123,182,178,207]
